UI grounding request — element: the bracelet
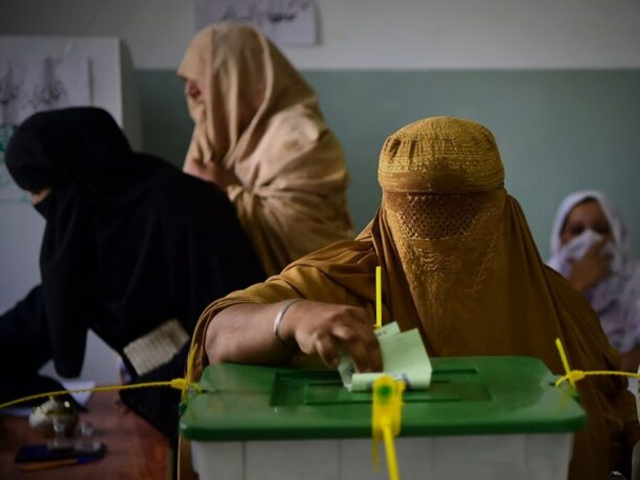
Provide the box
[273,299,304,348]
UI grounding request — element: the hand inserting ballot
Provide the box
[278,300,383,373]
[205,300,383,374]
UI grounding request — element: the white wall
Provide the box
[1,0,640,69]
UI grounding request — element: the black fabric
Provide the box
[0,285,60,404]
[2,107,266,437]
[119,344,188,446]
[6,107,131,197]
[0,285,83,409]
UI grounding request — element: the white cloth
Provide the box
[548,190,640,352]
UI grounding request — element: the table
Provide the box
[0,391,169,480]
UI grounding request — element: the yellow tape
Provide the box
[376,266,382,329]
[0,349,201,411]
[0,378,201,411]
[554,337,640,388]
[382,421,400,480]
[372,375,404,480]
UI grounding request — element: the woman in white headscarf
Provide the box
[548,190,640,371]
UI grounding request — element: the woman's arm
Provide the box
[205,300,382,372]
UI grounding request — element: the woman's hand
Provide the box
[278,300,383,373]
[30,188,52,205]
[184,159,231,189]
[205,301,382,372]
[568,238,611,293]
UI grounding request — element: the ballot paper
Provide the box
[337,322,432,391]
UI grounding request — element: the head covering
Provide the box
[547,191,640,352]
[178,22,353,275]
[190,117,639,479]
[378,118,506,333]
[6,107,131,197]
[549,190,631,257]
[6,107,265,378]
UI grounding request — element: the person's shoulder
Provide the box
[619,260,640,298]
[155,166,226,200]
[286,238,377,273]
[267,106,328,139]
[140,165,230,219]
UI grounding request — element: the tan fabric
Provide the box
[178,23,353,276]
[188,117,639,480]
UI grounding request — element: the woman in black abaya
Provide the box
[0,107,265,443]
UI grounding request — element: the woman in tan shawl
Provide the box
[178,23,353,276]
[187,116,638,479]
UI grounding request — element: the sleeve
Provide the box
[185,236,382,384]
[39,189,96,378]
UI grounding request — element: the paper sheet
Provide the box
[194,0,319,46]
[338,322,432,391]
[0,55,90,126]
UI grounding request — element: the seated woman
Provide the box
[0,107,265,443]
[178,22,354,276]
[548,191,640,372]
[186,117,639,480]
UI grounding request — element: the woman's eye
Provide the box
[594,225,611,236]
[568,226,585,236]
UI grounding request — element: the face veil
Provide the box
[378,117,505,334]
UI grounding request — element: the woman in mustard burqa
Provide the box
[186,116,639,479]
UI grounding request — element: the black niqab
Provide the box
[5,107,265,379]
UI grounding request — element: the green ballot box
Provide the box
[180,356,586,480]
